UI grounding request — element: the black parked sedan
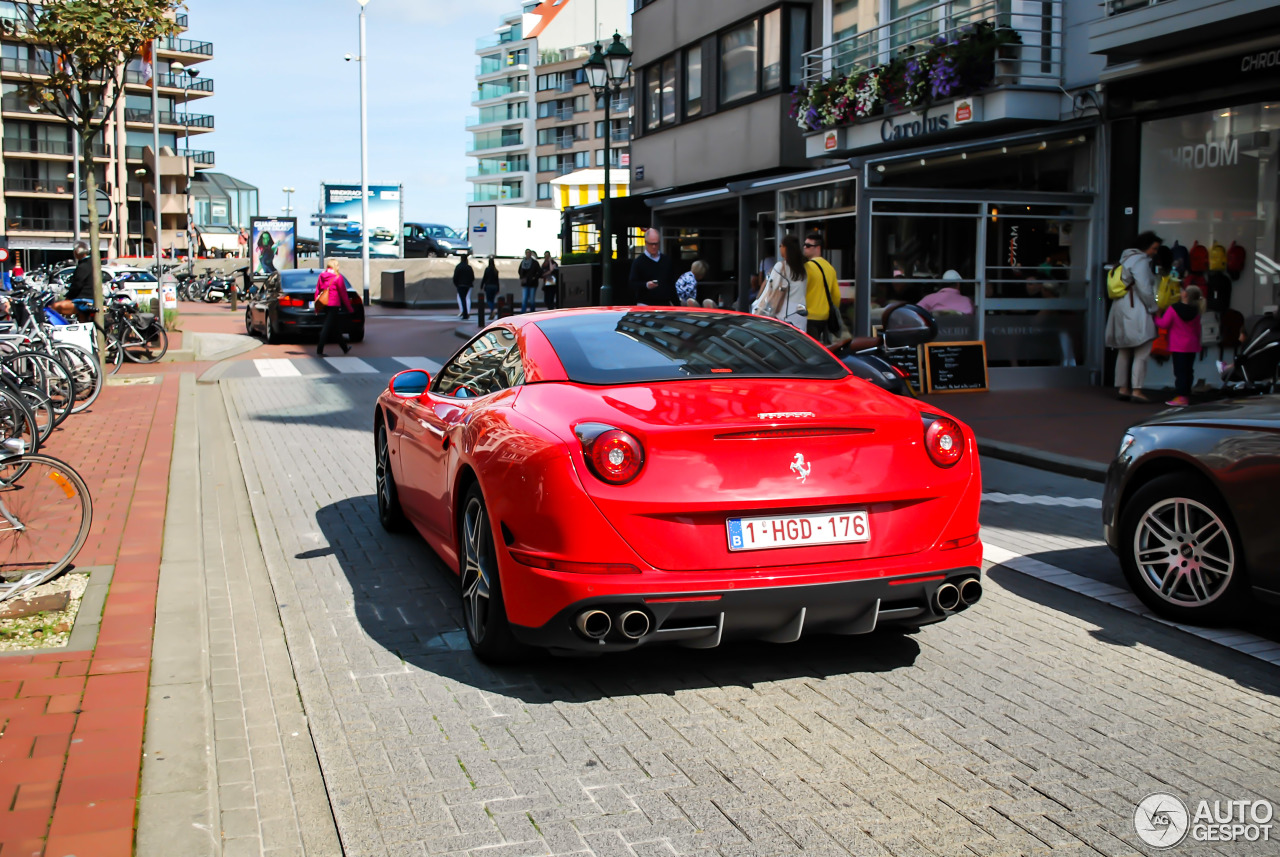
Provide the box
[245,269,365,344]
[1103,396,1280,624]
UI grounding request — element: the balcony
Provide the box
[1090,0,1262,62]
[175,12,189,28]
[125,146,214,166]
[5,215,74,232]
[797,0,1062,152]
[124,70,215,93]
[467,188,526,203]
[553,106,574,121]
[610,129,630,144]
[475,26,523,51]
[467,161,527,178]
[468,134,525,153]
[609,96,631,114]
[160,36,213,57]
[0,57,47,75]
[4,177,71,194]
[474,80,529,103]
[124,108,215,129]
[2,137,109,157]
[554,137,578,150]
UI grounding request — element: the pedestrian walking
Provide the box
[518,249,539,313]
[1105,231,1162,402]
[482,256,500,314]
[314,259,352,356]
[452,254,475,320]
[801,231,842,342]
[1157,283,1203,407]
[628,228,676,305]
[540,251,559,310]
[751,235,807,328]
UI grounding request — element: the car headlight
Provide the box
[1117,432,1136,458]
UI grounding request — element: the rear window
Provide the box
[537,310,847,385]
[280,272,350,292]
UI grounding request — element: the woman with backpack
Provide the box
[1105,231,1162,402]
[482,256,500,314]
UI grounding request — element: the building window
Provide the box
[537,182,552,200]
[720,20,758,103]
[762,9,782,92]
[685,45,702,118]
[660,56,676,125]
[788,6,808,87]
[645,63,662,130]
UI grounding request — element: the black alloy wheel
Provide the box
[458,483,525,662]
[375,424,406,532]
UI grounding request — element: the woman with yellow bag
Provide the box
[1104,232,1162,402]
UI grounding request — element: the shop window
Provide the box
[685,45,702,118]
[720,20,758,103]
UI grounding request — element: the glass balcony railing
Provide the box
[1,137,109,157]
[468,133,525,152]
[467,186,525,203]
[475,24,523,51]
[475,80,529,102]
[175,12,189,28]
[124,70,214,92]
[467,162,529,178]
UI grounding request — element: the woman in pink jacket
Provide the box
[1156,283,1202,407]
[314,259,353,356]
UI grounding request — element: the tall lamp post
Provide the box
[282,186,295,217]
[582,33,632,306]
[354,0,372,303]
[133,167,147,257]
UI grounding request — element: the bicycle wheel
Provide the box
[0,454,91,583]
[1,352,76,427]
[0,388,38,456]
[53,344,102,414]
[121,322,168,364]
[104,331,124,375]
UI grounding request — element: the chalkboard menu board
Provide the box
[924,341,989,393]
[883,346,922,394]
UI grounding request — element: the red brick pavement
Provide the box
[0,374,179,857]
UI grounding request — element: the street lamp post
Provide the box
[282,186,295,217]
[357,0,371,304]
[583,34,631,306]
[133,167,147,257]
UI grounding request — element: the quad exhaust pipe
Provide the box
[575,609,611,640]
[619,610,651,640]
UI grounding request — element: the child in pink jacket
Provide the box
[1156,284,1202,407]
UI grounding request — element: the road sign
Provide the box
[0,249,10,262]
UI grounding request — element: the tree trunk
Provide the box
[81,129,106,373]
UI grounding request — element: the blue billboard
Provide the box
[321,184,403,258]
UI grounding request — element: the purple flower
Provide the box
[929,56,959,99]
[805,106,820,130]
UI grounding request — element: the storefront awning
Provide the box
[551,169,629,211]
[196,230,243,252]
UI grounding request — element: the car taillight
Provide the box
[923,415,964,467]
[574,422,645,484]
[278,296,307,307]
[508,550,639,574]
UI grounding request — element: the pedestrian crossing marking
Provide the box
[392,357,443,373]
[982,492,1101,509]
[254,359,302,377]
[323,357,378,374]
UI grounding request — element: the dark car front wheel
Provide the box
[1118,473,1247,624]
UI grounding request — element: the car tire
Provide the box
[349,328,365,343]
[266,319,280,345]
[458,483,527,663]
[244,308,254,336]
[375,423,406,532]
[1118,473,1248,624]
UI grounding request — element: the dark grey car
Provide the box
[1103,396,1280,624]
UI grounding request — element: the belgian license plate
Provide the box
[307,301,316,310]
[726,509,869,552]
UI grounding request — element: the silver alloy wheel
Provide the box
[461,496,492,644]
[375,429,391,513]
[1133,496,1235,607]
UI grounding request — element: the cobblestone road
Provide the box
[221,374,1280,857]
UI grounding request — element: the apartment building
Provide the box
[533,45,631,208]
[468,0,630,208]
[0,2,219,264]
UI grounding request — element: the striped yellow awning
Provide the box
[551,168,630,211]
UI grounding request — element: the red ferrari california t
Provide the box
[374,308,983,661]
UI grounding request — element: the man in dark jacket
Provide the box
[52,241,93,319]
[628,228,676,305]
[452,254,475,319]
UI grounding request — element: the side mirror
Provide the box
[389,369,431,398]
[881,303,939,348]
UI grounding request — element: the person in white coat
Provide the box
[1105,231,1162,402]
[751,234,808,328]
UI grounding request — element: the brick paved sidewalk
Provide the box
[0,375,181,857]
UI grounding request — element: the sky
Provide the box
[186,0,519,236]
